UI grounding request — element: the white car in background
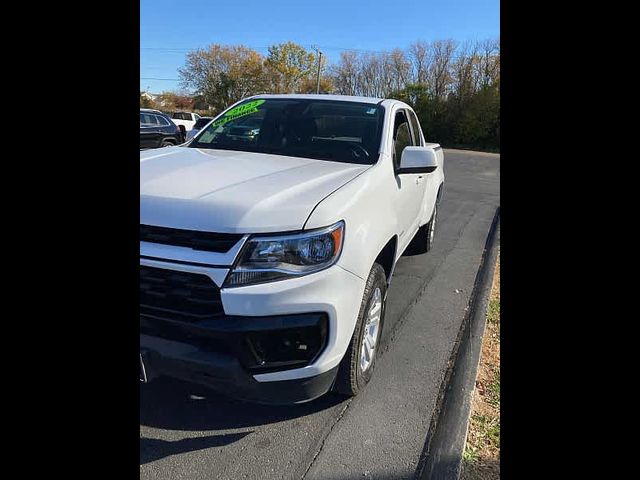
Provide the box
[170,111,201,136]
[140,94,445,404]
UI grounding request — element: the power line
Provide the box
[139,45,370,53]
[139,43,489,57]
[140,77,181,81]
[140,47,191,51]
[140,45,272,52]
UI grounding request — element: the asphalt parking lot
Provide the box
[140,148,500,480]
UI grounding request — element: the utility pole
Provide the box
[312,45,323,94]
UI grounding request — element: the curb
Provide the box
[417,207,500,480]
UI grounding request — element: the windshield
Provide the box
[190,98,384,165]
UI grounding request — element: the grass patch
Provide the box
[461,253,500,480]
[487,296,500,326]
[486,373,500,408]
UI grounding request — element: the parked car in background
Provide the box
[140,109,183,149]
[225,116,262,143]
[185,116,213,141]
[170,111,201,138]
[140,94,445,404]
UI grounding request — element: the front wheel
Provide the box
[334,263,387,397]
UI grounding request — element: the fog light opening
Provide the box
[242,320,328,373]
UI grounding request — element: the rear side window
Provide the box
[155,115,170,126]
[407,110,423,146]
[172,112,190,120]
[393,111,415,170]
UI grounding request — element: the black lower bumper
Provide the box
[139,312,335,405]
[140,335,337,404]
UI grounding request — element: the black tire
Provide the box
[161,139,175,148]
[334,263,387,397]
[406,204,437,255]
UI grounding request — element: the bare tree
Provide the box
[429,39,457,100]
[359,52,384,97]
[408,40,431,85]
[476,38,500,89]
[451,41,478,99]
[331,51,360,95]
[387,48,412,93]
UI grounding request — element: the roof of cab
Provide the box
[251,93,385,105]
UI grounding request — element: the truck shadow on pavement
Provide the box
[140,432,251,465]
[140,377,346,432]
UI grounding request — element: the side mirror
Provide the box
[398,146,439,174]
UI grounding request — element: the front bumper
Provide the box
[140,256,366,403]
[140,317,338,405]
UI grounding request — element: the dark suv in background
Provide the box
[140,109,184,149]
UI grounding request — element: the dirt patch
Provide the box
[461,253,500,479]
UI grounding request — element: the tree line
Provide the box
[141,39,500,151]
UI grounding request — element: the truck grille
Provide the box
[140,224,243,253]
[140,266,224,322]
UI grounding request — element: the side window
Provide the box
[393,111,413,170]
[155,115,169,126]
[407,110,423,146]
[141,113,155,126]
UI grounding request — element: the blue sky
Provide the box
[140,0,500,93]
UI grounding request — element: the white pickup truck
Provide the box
[140,94,444,404]
[169,111,201,136]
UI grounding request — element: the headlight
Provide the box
[223,221,345,287]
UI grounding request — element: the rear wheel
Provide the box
[334,263,387,397]
[406,205,437,255]
[160,139,175,148]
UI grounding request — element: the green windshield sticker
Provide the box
[212,99,265,127]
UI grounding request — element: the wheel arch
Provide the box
[373,235,398,284]
[436,182,444,205]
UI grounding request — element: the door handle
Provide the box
[416,175,424,184]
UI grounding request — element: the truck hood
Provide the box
[140,146,370,233]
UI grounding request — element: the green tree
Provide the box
[179,45,268,111]
[265,42,317,93]
[298,75,334,94]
